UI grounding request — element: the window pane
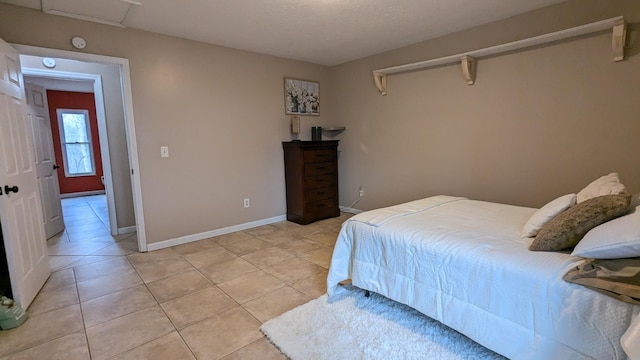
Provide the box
[64,143,93,174]
[62,113,89,143]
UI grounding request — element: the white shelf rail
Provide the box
[372,16,626,95]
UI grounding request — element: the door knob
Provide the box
[4,185,19,194]
[53,164,60,170]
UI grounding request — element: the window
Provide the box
[57,109,96,177]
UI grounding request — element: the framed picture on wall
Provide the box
[284,78,319,116]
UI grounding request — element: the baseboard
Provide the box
[118,226,136,235]
[60,190,106,198]
[339,206,363,214]
[146,215,287,252]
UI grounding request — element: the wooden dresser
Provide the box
[282,140,340,225]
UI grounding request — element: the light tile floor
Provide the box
[0,195,351,359]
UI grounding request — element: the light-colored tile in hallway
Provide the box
[89,240,138,256]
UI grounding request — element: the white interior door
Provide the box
[25,83,65,239]
[0,38,50,308]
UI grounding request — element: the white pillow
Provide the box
[576,173,627,203]
[522,194,577,238]
[571,206,640,259]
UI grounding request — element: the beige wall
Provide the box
[0,4,331,244]
[20,55,135,230]
[1,0,639,245]
[331,0,640,210]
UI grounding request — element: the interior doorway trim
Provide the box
[22,68,118,237]
[13,44,147,252]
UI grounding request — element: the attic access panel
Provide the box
[43,0,132,25]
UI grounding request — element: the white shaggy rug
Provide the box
[261,287,505,360]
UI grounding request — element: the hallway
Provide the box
[48,195,138,271]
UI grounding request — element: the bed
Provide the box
[327,195,640,359]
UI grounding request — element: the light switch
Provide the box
[160,146,169,158]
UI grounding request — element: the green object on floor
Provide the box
[0,296,28,330]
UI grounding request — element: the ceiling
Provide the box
[2,0,568,66]
[24,75,94,93]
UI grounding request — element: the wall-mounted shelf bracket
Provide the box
[371,16,625,94]
[373,72,387,95]
[322,126,346,138]
[612,18,626,62]
[460,55,476,85]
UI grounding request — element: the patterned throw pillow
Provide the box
[529,194,631,252]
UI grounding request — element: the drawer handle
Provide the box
[316,191,325,195]
[316,178,326,182]
[316,166,326,170]
[315,154,324,157]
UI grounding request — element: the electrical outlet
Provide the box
[243,198,250,208]
[160,146,169,158]
[358,186,364,197]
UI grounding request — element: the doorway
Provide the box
[21,63,141,267]
[22,68,118,238]
[23,76,110,242]
[13,44,147,252]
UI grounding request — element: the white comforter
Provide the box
[327,196,640,360]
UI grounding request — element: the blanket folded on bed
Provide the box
[564,258,640,305]
[349,195,466,227]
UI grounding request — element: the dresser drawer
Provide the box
[303,150,335,163]
[306,198,339,220]
[305,175,336,189]
[304,162,337,177]
[305,186,336,202]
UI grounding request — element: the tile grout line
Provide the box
[72,265,95,360]
[95,255,178,359]
[142,251,225,360]
[170,241,280,359]
[11,213,345,358]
